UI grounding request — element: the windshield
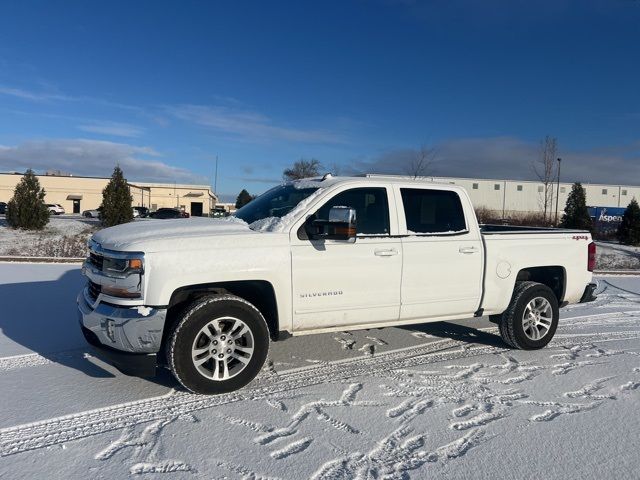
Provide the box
[234,184,319,226]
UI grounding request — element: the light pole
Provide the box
[214,155,219,195]
[554,157,562,225]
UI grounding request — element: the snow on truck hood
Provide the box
[92,217,256,250]
[92,186,326,251]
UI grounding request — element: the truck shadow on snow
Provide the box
[0,267,180,387]
[0,268,116,377]
[402,321,505,348]
[0,266,505,387]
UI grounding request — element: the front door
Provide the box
[396,187,483,320]
[291,186,402,332]
[73,200,80,214]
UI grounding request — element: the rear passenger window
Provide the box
[401,189,467,234]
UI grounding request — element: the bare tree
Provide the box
[283,158,322,180]
[404,145,435,179]
[533,136,558,222]
[328,161,343,176]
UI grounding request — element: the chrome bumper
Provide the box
[77,288,167,354]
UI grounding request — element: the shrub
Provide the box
[617,198,640,246]
[101,166,133,227]
[474,207,550,227]
[6,169,50,230]
[561,183,594,232]
[474,206,498,224]
[6,231,94,258]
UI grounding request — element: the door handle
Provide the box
[374,248,398,257]
[459,246,478,254]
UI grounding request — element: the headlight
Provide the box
[103,257,144,275]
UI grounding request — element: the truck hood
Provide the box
[92,217,260,251]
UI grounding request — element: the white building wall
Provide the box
[434,176,640,214]
[365,174,640,215]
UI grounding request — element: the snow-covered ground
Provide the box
[0,263,639,479]
[596,241,640,270]
[0,216,98,257]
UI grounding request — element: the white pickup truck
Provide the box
[78,175,597,394]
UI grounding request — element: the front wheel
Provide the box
[167,294,269,394]
[497,281,559,350]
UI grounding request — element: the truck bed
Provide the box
[480,224,588,235]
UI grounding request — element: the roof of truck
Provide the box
[290,174,464,190]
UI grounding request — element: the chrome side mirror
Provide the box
[308,206,357,242]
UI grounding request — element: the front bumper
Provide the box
[80,325,158,377]
[77,289,167,376]
[579,283,597,303]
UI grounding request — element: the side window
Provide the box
[401,188,467,234]
[315,188,390,235]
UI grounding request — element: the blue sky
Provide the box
[0,0,639,201]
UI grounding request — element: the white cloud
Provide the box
[0,139,207,184]
[0,85,75,102]
[77,121,145,138]
[168,104,345,144]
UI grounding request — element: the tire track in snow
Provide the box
[0,350,89,372]
[1,330,639,457]
[269,437,313,459]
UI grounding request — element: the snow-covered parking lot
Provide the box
[1,263,639,479]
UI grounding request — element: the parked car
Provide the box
[82,207,102,218]
[133,206,149,218]
[47,204,65,215]
[149,208,189,219]
[0,202,6,214]
[210,205,229,218]
[132,208,140,218]
[78,175,597,395]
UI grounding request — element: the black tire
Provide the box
[166,294,269,394]
[496,281,559,350]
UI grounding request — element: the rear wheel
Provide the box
[496,281,559,350]
[167,294,269,394]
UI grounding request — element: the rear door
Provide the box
[395,186,483,320]
[290,185,402,331]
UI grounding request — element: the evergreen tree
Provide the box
[101,166,133,227]
[235,189,253,209]
[561,182,594,232]
[6,169,50,230]
[617,198,640,246]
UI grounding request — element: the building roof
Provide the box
[0,171,110,180]
[363,173,640,189]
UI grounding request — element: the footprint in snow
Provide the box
[358,344,375,356]
[334,337,356,350]
[365,336,388,346]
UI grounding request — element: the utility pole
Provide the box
[214,155,219,195]
[554,158,562,225]
[502,180,507,220]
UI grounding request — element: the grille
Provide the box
[87,280,101,301]
[89,252,103,270]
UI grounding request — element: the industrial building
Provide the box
[366,174,640,218]
[0,172,217,216]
